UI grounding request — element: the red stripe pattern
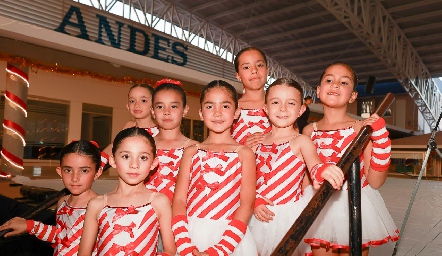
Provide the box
[205,219,247,255]
[311,125,368,187]
[144,126,159,137]
[26,200,95,255]
[146,148,184,201]
[172,215,198,256]
[6,64,29,81]
[1,148,23,166]
[255,142,306,206]
[231,108,271,145]
[5,90,27,111]
[187,149,242,220]
[96,203,159,256]
[3,119,25,137]
[370,118,391,171]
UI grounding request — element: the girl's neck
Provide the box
[205,131,235,145]
[115,180,147,196]
[68,189,97,207]
[321,105,355,127]
[265,125,298,143]
[240,89,265,107]
[135,117,155,128]
[155,128,187,149]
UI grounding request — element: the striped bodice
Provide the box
[255,141,306,205]
[144,126,159,137]
[54,200,93,256]
[187,149,242,220]
[311,125,368,188]
[96,204,159,256]
[146,148,184,201]
[231,108,271,145]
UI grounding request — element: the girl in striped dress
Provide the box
[79,128,176,256]
[302,62,399,256]
[248,78,345,256]
[101,84,159,168]
[231,47,271,148]
[172,80,258,255]
[146,78,198,202]
[0,140,104,256]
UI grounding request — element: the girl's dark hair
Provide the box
[128,83,154,96]
[266,78,303,103]
[319,61,358,91]
[59,140,101,171]
[152,82,187,106]
[112,127,156,157]
[234,47,268,72]
[200,80,239,109]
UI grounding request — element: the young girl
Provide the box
[101,84,159,167]
[302,62,399,256]
[231,47,271,147]
[0,140,103,255]
[248,78,344,256]
[172,80,258,255]
[145,78,198,202]
[78,127,176,256]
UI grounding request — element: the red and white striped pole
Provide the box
[0,64,29,179]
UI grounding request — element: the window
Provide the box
[180,118,206,142]
[81,103,112,151]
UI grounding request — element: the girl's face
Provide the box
[235,50,269,91]
[56,153,102,196]
[110,136,158,186]
[317,64,358,107]
[265,84,305,128]
[152,89,188,130]
[127,87,153,119]
[199,87,240,134]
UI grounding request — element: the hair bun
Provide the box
[155,78,182,88]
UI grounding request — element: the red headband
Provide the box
[155,78,182,88]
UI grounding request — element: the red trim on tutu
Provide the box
[305,229,400,250]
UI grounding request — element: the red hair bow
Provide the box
[155,78,182,88]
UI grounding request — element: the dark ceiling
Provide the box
[167,0,442,87]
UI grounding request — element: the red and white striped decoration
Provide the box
[0,64,29,178]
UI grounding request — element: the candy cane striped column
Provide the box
[0,64,29,178]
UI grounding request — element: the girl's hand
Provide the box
[0,217,27,237]
[320,165,345,190]
[245,132,265,148]
[362,113,380,127]
[254,197,275,222]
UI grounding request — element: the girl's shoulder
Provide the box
[122,120,136,129]
[150,192,170,216]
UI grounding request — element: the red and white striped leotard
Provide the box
[311,123,368,187]
[144,126,160,137]
[255,141,306,205]
[231,108,271,145]
[27,197,96,256]
[146,147,184,202]
[187,149,242,220]
[96,194,159,256]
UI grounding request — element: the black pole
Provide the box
[349,160,362,255]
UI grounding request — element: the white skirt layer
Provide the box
[188,216,258,255]
[304,184,399,250]
[249,186,315,256]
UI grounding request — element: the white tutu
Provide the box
[304,183,399,250]
[188,216,258,255]
[249,186,315,256]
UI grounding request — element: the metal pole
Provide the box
[349,160,362,255]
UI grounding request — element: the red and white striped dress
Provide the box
[146,141,190,202]
[231,108,271,145]
[186,148,258,255]
[26,198,96,256]
[249,141,313,256]
[304,123,399,250]
[96,194,159,256]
